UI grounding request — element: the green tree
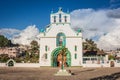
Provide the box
[83,39,98,51]
[83,39,99,56]
[14,40,40,63]
[0,54,10,62]
[109,55,115,60]
[30,40,39,54]
[22,40,39,63]
[0,35,13,47]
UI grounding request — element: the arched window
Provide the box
[56,33,66,47]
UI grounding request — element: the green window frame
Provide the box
[75,45,77,51]
[59,14,62,22]
[45,53,47,59]
[54,16,56,23]
[64,16,67,22]
[45,45,48,51]
[75,53,77,59]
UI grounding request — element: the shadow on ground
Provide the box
[69,69,95,75]
[90,72,120,80]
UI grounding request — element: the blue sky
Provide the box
[0,0,114,30]
[0,0,120,50]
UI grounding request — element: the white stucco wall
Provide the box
[66,37,82,66]
[82,63,110,67]
[14,63,40,67]
[39,37,56,66]
[0,63,6,67]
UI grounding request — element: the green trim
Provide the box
[51,47,71,67]
[75,45,77,51]
[45,54,47,59]
[75,53,77,59]
[45,46,48,51]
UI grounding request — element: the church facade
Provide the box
[39,8,83,67]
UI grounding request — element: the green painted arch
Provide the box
[51,47,71,67]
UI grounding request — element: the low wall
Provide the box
[115,63,120,67]
[0,63,6,67]
[14,63,40,67]
[1,62,120,67]
[0,63,40,67]
[82,63,110,67]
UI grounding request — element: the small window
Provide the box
[54,16,56,23]
[59,14,62,22]
[59,19,61,22]
[75,45,77,51]
[59,14,61,18]
[64,16,67,22]
[75,53,77,59]
[45,54,47,59]
[45,46,48,51]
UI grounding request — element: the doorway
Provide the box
[7,59,15,67]
[51,47,71,67]
[110,61,114,67]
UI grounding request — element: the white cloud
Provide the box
[0,28,21,38]
[97,19,120,50]
[107,8,120,18]
[12,25,39,45]
[71,8,115,39]
[70,8,120,50]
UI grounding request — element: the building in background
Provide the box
[0,47,20,57]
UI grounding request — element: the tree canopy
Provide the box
[83,39,98,51]
[0,35,12,47]
[83,39,99,56]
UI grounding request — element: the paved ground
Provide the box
[0,67,120,80]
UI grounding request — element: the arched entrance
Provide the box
[7,59,15,67]
[51,47,71,67]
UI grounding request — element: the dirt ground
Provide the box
[0,67,120,80]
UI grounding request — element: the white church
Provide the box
[38,8,83,67]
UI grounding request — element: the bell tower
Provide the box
[50,7,70,24]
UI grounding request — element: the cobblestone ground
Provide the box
[0,67,120,80]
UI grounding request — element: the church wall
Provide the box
[66,37,82,66]
[39,37,56,66]
[46,24,76,37]
[39,35,82,67]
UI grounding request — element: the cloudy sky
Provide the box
[0,0,120,50]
